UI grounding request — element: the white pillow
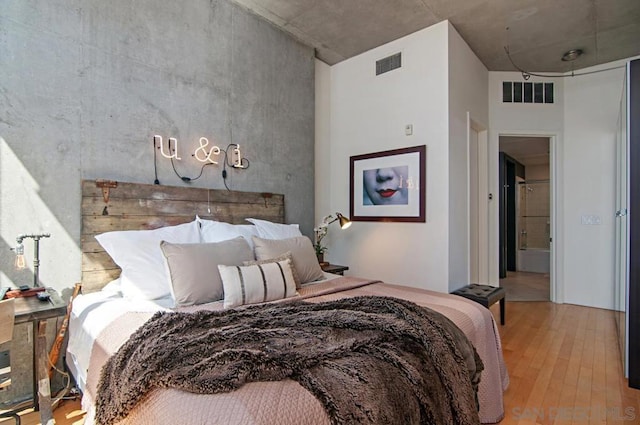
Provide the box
[197,218,259,248]
[218,259,297,308]
[245,218,302,239]
[95,220,200,301]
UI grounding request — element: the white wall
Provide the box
[563,61,627,309]
[526,164,550,180]
[316,21,488,293]
[315,60,332,220]
[317,18,632,308]
[488,72,565,293]
[447,24,489,290]
[489,60,629,310]
[316,21,451,292]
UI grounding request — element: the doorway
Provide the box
[499,136,551,301]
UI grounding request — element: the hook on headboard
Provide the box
[96,180,118,215]
[96,180,118,203]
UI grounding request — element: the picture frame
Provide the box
[350,145,426,222]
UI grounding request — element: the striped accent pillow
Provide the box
[218,259,297,308]
[243,251,302,289]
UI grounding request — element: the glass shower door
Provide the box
[518,181,550,251]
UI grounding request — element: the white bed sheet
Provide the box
[66,286,172,393]
[66,273,339,393]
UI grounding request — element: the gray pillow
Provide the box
[160,237,254,307]
[244,251,301,288]
[252,236,325,284]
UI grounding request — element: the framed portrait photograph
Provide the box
[350,145,426,222]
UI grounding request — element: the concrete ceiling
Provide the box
[231,0,640,72]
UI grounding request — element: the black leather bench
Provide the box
[451,284,506,325]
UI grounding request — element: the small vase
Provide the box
[317,253,329,266]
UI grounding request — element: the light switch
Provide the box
[581,214,602,225]
[405,124,413,136]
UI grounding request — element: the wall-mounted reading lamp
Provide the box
[328,213,352,229]
[13,233,50,287]
[314,213,352,259]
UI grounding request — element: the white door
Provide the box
[469,119,489,284]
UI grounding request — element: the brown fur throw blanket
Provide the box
[96,296,483,425]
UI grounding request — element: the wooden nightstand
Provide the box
[321,264,349,276]
[11,288,66,423]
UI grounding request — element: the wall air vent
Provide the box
[503,81,554,103]
[376,52,402,76]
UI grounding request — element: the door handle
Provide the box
[616,209,628,217]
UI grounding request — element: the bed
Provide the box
[68,180,509,424]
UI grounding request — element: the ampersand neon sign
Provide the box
[193,137,221,164]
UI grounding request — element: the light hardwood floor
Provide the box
[494,301,640,425]
[500,271,550,302]
[2,301,639,425]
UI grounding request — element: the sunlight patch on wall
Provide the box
[0,137,80,290]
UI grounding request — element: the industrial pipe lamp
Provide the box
[13,233,51,287]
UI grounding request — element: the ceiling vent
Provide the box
[503,81,554,103]
[376,53,401,76]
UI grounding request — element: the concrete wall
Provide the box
[0,0,315,296]
[0,0,314,402]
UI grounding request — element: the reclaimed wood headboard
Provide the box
[80,179,284,293]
